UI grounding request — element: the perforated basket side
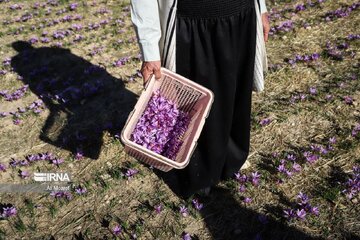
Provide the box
[121,67,215,171]
[125,145,173,172]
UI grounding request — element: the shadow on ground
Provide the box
[154,166,324,240]
[10,40,138,159]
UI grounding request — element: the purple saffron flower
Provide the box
[69,3,78,10]
[235,173,247,183]
[300,93,307,101]
[112,224,122,236]
[310,206,319,215]
[179,205,189,217]
[292,163,302,172]
[19,170,30,178]
[286,154,296,161]
[342,165,359,199]
[9,158,20,167]
[272,152,280,158]
[311,53,320,60]
[329,136,336,144]
[52,158,64,166]
[343,96,353,105]
[295,4,306,12]
[251,171,261,186]
[154,204,162,214]
[319,146,328,155]
[125,169,138,179]
[303,151,319,164]
[13,119,21,125]
[28,36,38,44]
[259,118,271,126]
[243,197,252,203]
[277,164,286,173]
[59,191,73,200]
[19,160,29,166]
[296,209,307,220]
[75,148,84,160]
[239,184,246,192]
[309,87,317,95]
[285,170,293,177]
[182,233,192,240]
[75,186,87,195]
[327,144,334,151]
[297,192,309,205]
[1,206,17,218]
[0,163,7,171]
[130,89,190,160]
[192,198,203,211]
[283,209,295,220]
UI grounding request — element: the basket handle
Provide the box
[144,73,154,90]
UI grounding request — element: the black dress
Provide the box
[159,0,257,199]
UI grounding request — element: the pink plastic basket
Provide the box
[120,67,214,172]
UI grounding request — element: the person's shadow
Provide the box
[10,41,138,159]
[153,164,359,239]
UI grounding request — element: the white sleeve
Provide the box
[130,0,161,61]
[259,0,268,14]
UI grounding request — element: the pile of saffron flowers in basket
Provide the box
[130,89,191,160]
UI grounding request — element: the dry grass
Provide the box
[0,0,359,239]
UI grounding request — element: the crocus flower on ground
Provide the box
[343,96,353,105]
[1,206,17,218]
[296,209,307,220]
[283,192,319,221]
[269,20,294,35]
[74,185,87,195]
[0,84,29,101]
[243,197,252,204]
[9,152,65,168]
[191,198,203,211]
[286,53,320,66]
[50,191,73,200]
[351,123,360,137]
[75,148,84,160]
[325,94,333,101]
[154,204,162,214]
[19,170,30,178]
[13,119,21,125]
[0,163,7,171]
[342,165,359,199]
[52,158,64,166]
[251,172,261,186]
[125,168,138,179]
[259,118,271,126]
[323,3,360,21]
[69,3,78,11]
[239,184,246,192]
[179,205,189,217]
[329,136,336,144]
[347,34,360,40]
[112,224,122,236]
[182,232,192,240]
[309,87,317,95]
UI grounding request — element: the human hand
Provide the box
[140,60,161,88]
[261,12,270,43]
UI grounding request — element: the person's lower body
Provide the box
[161,0,257,199]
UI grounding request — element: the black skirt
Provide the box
[160,0,257,199]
